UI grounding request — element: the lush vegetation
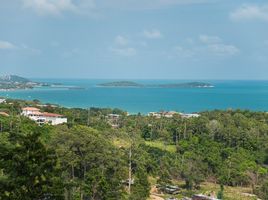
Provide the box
[1,98,268,199]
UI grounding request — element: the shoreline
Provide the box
[1,96,268,116]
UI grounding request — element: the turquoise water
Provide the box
[1,79,268,114]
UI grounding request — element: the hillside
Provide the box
[1,98,268,200]
[0,75,30,83]
[0,75,42,90]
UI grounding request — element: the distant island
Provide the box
[97,81,214,88]
[0,75,85,91]
[98,81,144,88]
[0,75,43,90]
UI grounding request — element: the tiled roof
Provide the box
[42,112,63,117]
[22,107,40,111]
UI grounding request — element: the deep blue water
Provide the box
[1,79,268,114]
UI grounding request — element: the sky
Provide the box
[0,0,268,79]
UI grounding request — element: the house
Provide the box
[148,112,162,118]
[22,107,41,116]
[163,111,179,118]
[106,114,120,128]
[180,113,200,118]
[21,107,67,125]
[148,111,200,119]
[42,112,67,125]
[0,99,6,104]
[148,111,179,118]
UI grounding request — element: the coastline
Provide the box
[1,79,268,114]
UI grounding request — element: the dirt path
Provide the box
[150,194,165,200]
[149,186,165,200]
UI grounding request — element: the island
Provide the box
[0,75,86,91]
[97,81,144,87]
[0,75,42,90]
[97,81,214,88]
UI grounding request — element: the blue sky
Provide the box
[0,0,268,79]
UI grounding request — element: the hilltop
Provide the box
[0,75,40,90]
[0,75,30,83]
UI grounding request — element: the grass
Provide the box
[148,177,259,200]
[145,141,177,153]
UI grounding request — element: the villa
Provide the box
[0,99,6,104]
[106,114,120,128]
[148,111,200,119]
[21,107,67,125]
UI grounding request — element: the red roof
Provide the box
[22,107,40,111]
[42,112,63,117]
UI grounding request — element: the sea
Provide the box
[1,79,268,114]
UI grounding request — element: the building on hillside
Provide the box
[148,111,201,119]
[148,112,162,118]
[21,107,67,125]
[148,111,180,118]
[106,114,120,128]
[42,112,67,125]
[181,113,200,118]
[0,99,6,104]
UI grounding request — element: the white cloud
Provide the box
[199,35,222,44]
[0,40,41,55]
[21,0,216,16]
[110,35,137,56]
[110,47,136,56]
[230,4,268,22]
[143,29,162,39]
[207,44,239,56]
[0,40,17,50]
[103,0,216,10]
[22,0,96,16]
[174,46,195,58]
[174,35,239,58]
[115,35,128,46]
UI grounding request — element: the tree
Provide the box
[0,131,64,200]
[217,184,224,199]
[129,168,150,200]
[50,125,126,200]
[256,180,268,200]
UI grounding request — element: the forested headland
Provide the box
[1,98,268,200]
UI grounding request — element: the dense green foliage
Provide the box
[1,99,268,199]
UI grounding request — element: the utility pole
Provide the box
[128,143,132,194]
[183,120,187,139]
[87,108,90,126]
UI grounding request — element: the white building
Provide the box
[106,114,120,128]
[42,112,67,125]
[148,111,200,119]
[180,113,200,118]
[22,107,67,125]
[0,99,6,104]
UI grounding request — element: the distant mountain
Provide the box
[0,75,37,90]
[98,81,214,88]
[0,75,31,83]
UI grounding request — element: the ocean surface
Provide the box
[1,79,268,114]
